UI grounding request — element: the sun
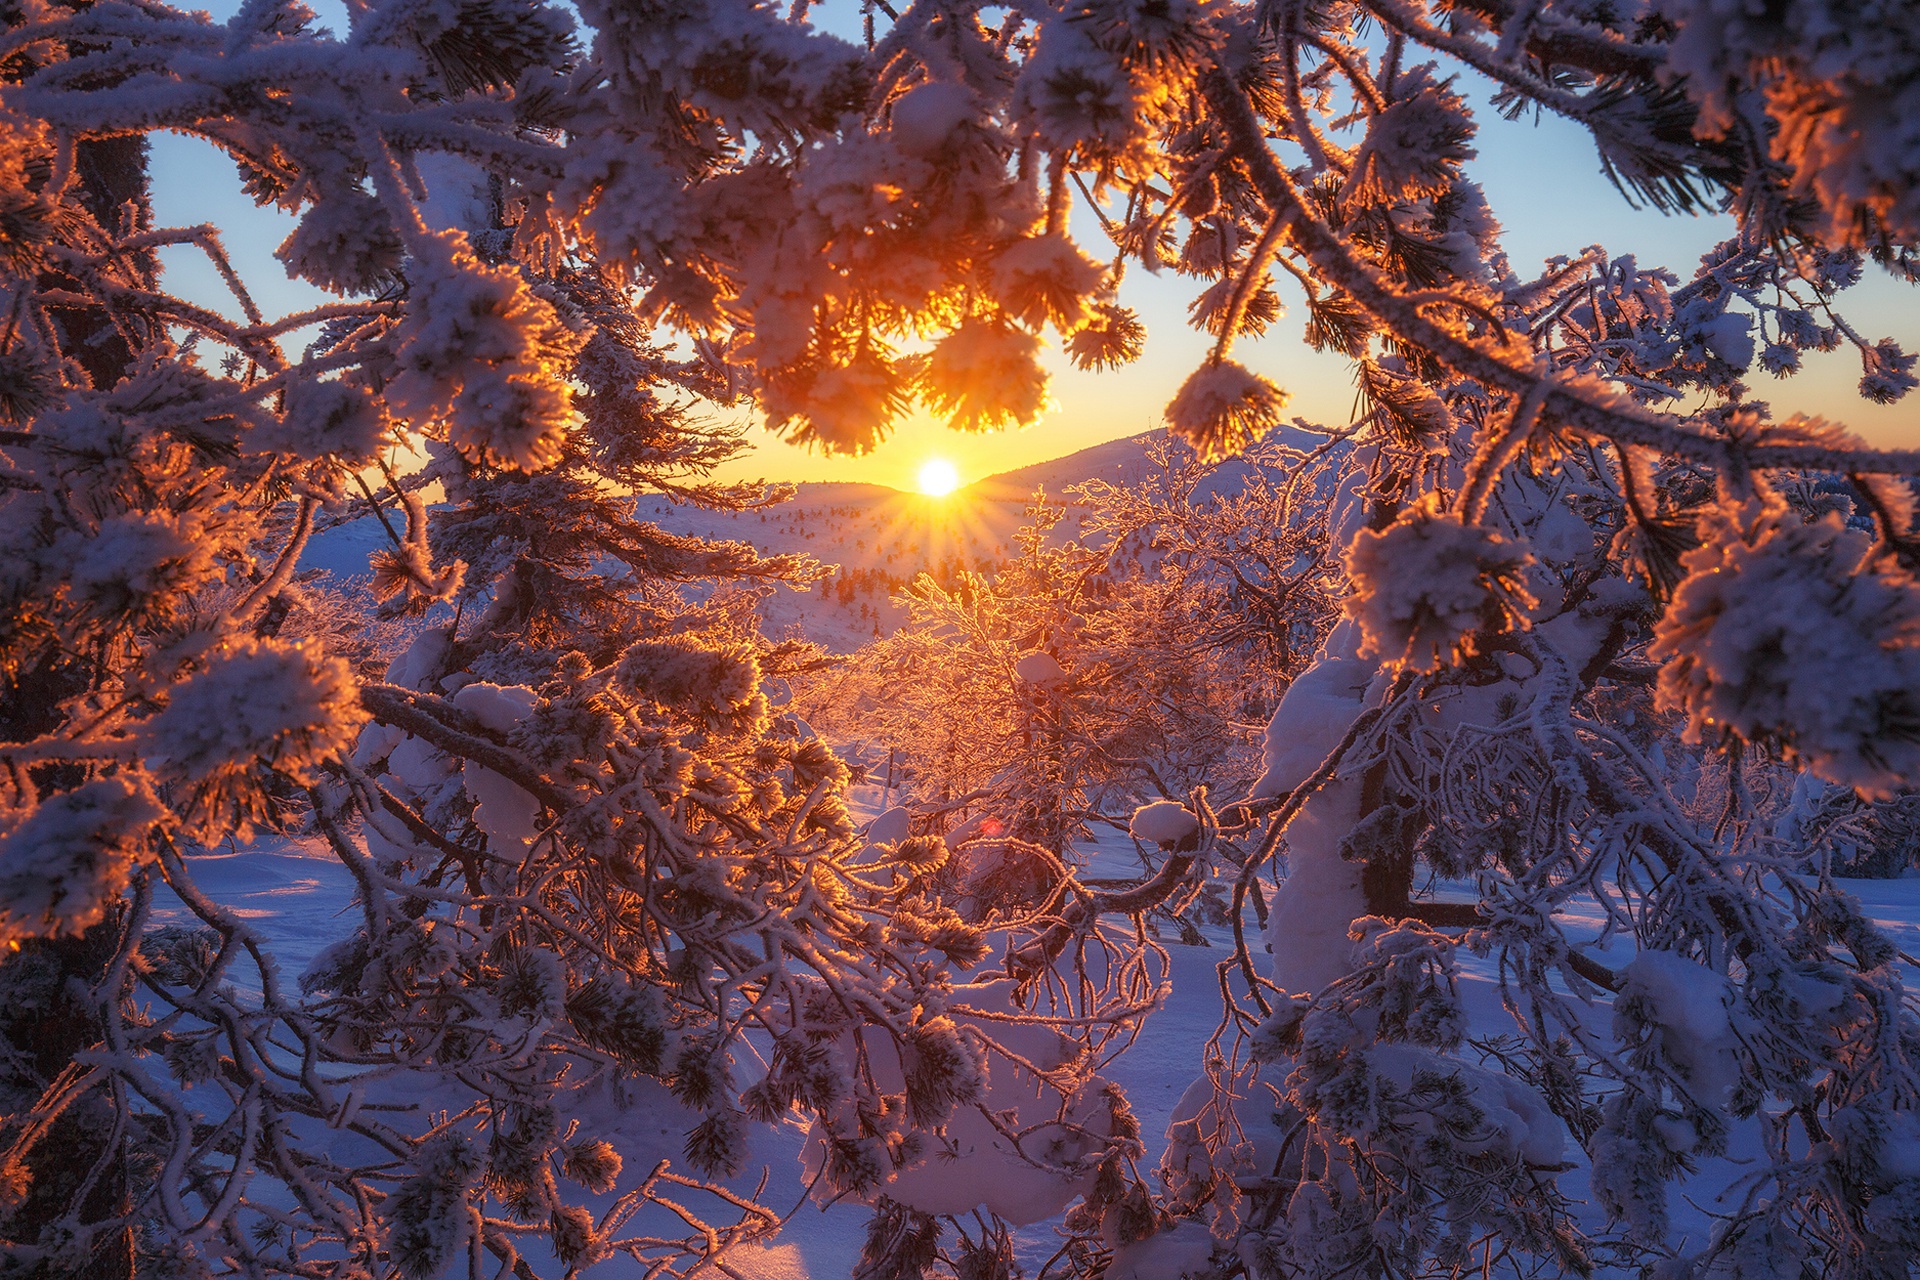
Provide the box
[917,458,962,497]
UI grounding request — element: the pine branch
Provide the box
[357,683,570,812]
[1423,0,1664,77]
[1198,69,1920,478]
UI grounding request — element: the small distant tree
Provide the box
[809,443,1339,842]
[808,496,1106,855]
[1076,432,1350,782]
[1779,777,1920,880]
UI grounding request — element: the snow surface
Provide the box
[153,790,1920,1277]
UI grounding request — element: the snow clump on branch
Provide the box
[1016,19,1156,173]
[256,377,390,463]
[43,509,221,633]
[0,777,164,947]
[1130,799,1199,847]
[383,229,584,471]
[276,190,404,294]
[761,346,912,455]
[987,233,1106,333]
[1164,358,1287,461]
[887,81,976,156]
[1658,0,1920,244]
[138,638,366,841]
[615,635,768,735]
[1651,498,1920,797]
[1344,67,1477,205]
[1014,650,1068,686]
[919,319,1049,433]
[1342,495,1538,673]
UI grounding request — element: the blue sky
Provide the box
[149,0,1918,492]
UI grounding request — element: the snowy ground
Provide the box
[154,790,1920,1278]
[146,798,1232,1279]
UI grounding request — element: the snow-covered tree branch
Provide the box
[0,0,1917,1274]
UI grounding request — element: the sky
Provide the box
[149,1,1919,494]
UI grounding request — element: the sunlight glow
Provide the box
[917,458,962,497]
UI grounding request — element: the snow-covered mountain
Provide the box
[646,433,1179,648]
[305,432,1172,653]
[969,431,1165,503]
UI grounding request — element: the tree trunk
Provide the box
[0,99,152,1273]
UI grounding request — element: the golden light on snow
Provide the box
[917,457,961,497]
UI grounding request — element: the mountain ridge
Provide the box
[771,430,1162,503]
[302,431,1176,654]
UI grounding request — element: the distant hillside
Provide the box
[970,425,1321,505]
[300,429,1251,654]
[968,432,1160,503]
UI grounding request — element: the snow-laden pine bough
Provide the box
[1,0,1919,1275]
